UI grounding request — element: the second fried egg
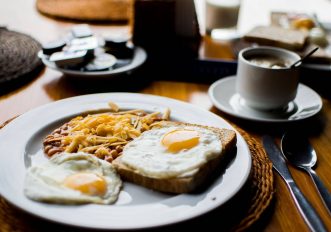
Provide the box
[24,152,122,204]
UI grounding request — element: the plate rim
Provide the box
[0,92,252,230]
[208,76,323,123]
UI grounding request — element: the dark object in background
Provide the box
[104,36,134,59]
[0,27,44,94]
[42,39,66,56]
[132,0,201,79]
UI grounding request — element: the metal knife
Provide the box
[262,135,327,232]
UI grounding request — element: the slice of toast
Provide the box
[112,121,237,193]
[243,26,308,50]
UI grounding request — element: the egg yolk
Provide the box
[161,129,200,153]
[63,172,107,197]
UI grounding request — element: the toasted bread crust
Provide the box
[112,122,237,193]
[243,26,308,50]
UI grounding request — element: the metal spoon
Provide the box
[290,47,319,68]
[281,132,331,215]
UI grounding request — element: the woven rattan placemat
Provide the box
[0,28,43,90]
[0,118,274,231]
[36,0,132,22]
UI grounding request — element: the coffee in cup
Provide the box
[247,55,291,69]
[236,46,301,110]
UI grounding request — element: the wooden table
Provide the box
[1,0,331,231]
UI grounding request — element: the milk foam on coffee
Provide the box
[247,55,290,69]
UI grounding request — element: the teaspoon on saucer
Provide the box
[290,47,319,68]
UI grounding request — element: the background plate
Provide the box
[0,93,251,230]
[41,47,147,79]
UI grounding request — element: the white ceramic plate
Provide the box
[41,47,147,79]
[0,93,251,230]
[209,76,323,123]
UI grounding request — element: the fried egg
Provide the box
[24,152,122,204]
[121,125,222,179]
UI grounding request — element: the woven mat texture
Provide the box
[0,28,43,85]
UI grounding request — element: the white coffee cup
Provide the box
[236,46,301,110]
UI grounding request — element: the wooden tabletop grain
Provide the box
[1,0,331,231]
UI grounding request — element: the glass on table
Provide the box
[205,0,241,40]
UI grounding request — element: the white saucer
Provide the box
[208,76,323,123]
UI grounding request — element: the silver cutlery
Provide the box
[262,135,327,232]
[289,47,319,68]
[281,132,331,215]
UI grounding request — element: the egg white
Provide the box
[24,152,122,204]
[121,125,222,179]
